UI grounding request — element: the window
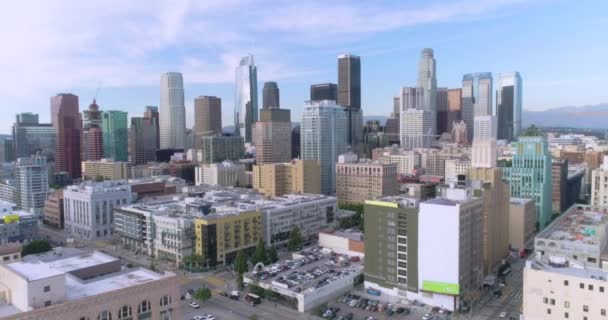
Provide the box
[602,309,607,316]
[44,285,50,292]
[138,300,151,314]
[117,305,132,320]
[550,298,555,305]
[564,280,569,286]
[601,286,605,293]
[564,301,570,308]
[97,311,112,320]
[44,301,51,307]
[589,284,594,291]
[580,283,585,289]
[584,305,589,312]
[80,317,90,320]
[160,295,172,307]
[547,308,551,314]
[2,256,9,262]
[564,312,569,318]
[543,297,548,304]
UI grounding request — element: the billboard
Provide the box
[3,214,20,224]
[422,280,460,295]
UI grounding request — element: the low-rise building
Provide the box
[336,156,398,205]
[374,147,421,175]
[0,204,37,244]
[129,175,185,200]
[444,158,471,182]
[509,197,536,251]
[0,248,180,320]
[43,190,64,229]
[195,160,247,187]
[0,242,21,264]
[63,181,133,240]
[82,159,132,181]
[252,159,321,197]
[319,228,364,257]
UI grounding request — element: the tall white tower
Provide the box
[417,48,437,135]
[234,55,258,143]
[159,72,186,149]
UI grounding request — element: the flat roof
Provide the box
[423,198,458,206]
[510,197,533,205]
[8,251,118,281]
[65,268,165,300]
[537,205,608,247]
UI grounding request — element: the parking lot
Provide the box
[321,288,453,320]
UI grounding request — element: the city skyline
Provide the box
[0,1,607,133]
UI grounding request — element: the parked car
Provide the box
[500,311,508,318]
[189,301,200,309]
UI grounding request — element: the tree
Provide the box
[236,273,244,290]
[267,245,278,264]
[194,287,212,301]
[234,250,248,274]
[287,226,303,252]
[250,239,268,265]
[249,315,259,320]
[22,240,52,256]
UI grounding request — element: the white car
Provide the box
[203,315,215,320]
[189,301,200,309]
[192,317,205,320]
[499,311,508,318]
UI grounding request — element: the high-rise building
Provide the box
[262,81,280,109]
[447,88,462,132]
[508,197,535,251]
[338,54,362,153]
[159,72,186,149]
[400,109,433,148]
[497,72,522,141]
[143,106,160,150]
[471,115,497,168]
[193,96,222,143]
[82,99,102,161]
[503,136,553,229]
[254,108,291,164]
[363,197,420,298]
[87,127,104,161]
[14,154,49,214]
[551,159,568,213]
[301,100,348,195]
[195,161,246,187]
[418,184,484,311]
[12,113,56,161]
[336,156,398,205]
[128,114,159,165]
[310,83,337,102]
[362,120,389,158]
[590,156,608,207]
[51,93,82,178]
[234,55,258,143]
[102,110,128,162]
[63,180,133,240]
[451,120,468,145]
[417,48,437,135]
[199,135,244,164]
[43,189,64,229]
[252,160,321,197]
[82,159,132,181]
[291,125,301,159]
[436,88,448,135]
[0,138,14,163]
[462,73,492,140]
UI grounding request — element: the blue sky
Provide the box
[0,0,606,133]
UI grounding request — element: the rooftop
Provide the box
[510,197,533,206]
[528,259,608,281]
[65,268,165,300]
[9,251,118,281]
[537,205,608,247]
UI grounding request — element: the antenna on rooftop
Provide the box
[94,81,103,101]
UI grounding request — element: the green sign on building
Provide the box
[422,280,460,295]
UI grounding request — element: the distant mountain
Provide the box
[523,103,608,129]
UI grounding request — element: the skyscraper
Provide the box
[14,154,49,214]
[338,54,362,153]
[83,100,103,161]
[462,73,493,140]
[51,93,82,178]
[399,86,433,148]
[471,115,498,168]
[129,113,159,165]
[436,88,449,135]
[193,96,222,146]
[447,88,462,132]
[310,83,337,101]
[143,106,160,150]
[253,107,291,164]
[159,72,186,149]
[262,81,280,109]
[503,136,553,229]
[497,72,523,141]
[301,100,348,195]
[234,55,258,143]
[12,113,56,161]
[102,111,128,162]
[417,48,437,135]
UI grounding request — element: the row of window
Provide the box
[563,279,606,292]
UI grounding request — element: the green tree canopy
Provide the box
[267,245,278,264]
[234,250,248,274]
[22,240,52,256]
[194,287,212,301]
[250,239,268,265]
[287,226,303,252]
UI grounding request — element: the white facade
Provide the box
[152,214,193,265]
[444,158,471,182]
[377,149,421,175]
[400,109,433,148]
[471,115,497,168]
[462,73,492,139]
[15,155,48,214]
[417,48,437,135]
[418,185,483,311]
[301,100,348,195]
[195,161,246,187]
[159,72,186,149]
[234,55,258,143]
[63,181,133,240]
[591,156,608,206]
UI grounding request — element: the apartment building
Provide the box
[509,197,536,251]
[336,159,398,205]
[82,159,132,181]
[42,190,64,229]
[252,159,321,197]
[195,160,246,187]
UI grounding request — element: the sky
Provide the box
[0,0,607,133]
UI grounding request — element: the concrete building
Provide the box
[199,135,244,164]
[471,115,497,168]
[363,197,420,299]
[319,228,364,257]
[43,190,64,230]
[63,181,133,240]
[337,54,362,153]
[0,243,21,264]
[128,176,184,200]
[417,48,438,136]
[468,167,510,274]
[451,120,468,145]
[234,55,258,143]
[444,158,471,182]
[51,93,82,178]
[0,248,180,320]
[193,96,222,142]
[11,113,56,161]
[375,147,421,175]
[591,156,608,207]
[252,160,321,197]
[551,159,568,213]
[14,155,49,214]
[418,184,484,311]
[253,107,291,164]
[129,113,159,165]
[301,100,348,195]
[523,204,608,320]
[0,202,37,244]
[335,157,398,205]
[508,197,535,251]
[195,161,246,187]
[446,88,462,132]
[262,81,280,109]
[504,136,553,229]
[461,73,492,140]
[82,159,132,181]
[400,108,433,148]
[159,72,186,149]
[310,83,337,102]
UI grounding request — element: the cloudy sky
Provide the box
[0,0,606,132]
